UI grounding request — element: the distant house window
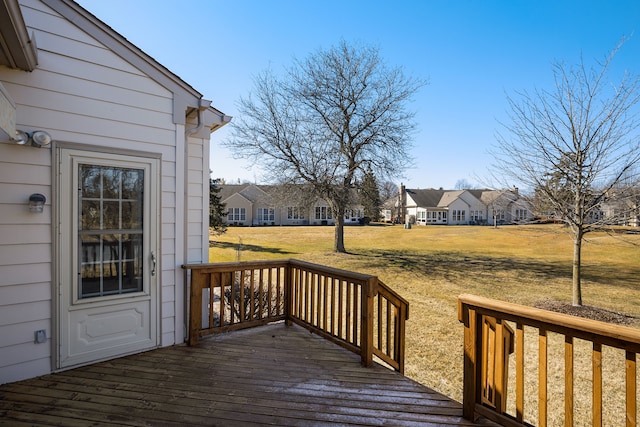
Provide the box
[493,210,505,221]
[287,207,305,220]
[228,207,246,221]
[515,209,527,221]
[315,206,332,220]
[258,208,275,222]
[452,210,465,221]
[442,212,447,220]
[345,209,362,219]
[417,211,426,223]
[470,210,483,221]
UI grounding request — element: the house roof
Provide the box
[219,184,252,202]
[437,190,466,207]
[478,189,517,206]
[219,183,364,208]
[406,189,445,208]
[405,188,523,209]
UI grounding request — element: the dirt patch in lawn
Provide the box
[535,300,636,325]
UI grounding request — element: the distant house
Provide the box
[0,0,229,384]
[474,188,529,225]
[397,185,532,226]
[219,184,364,226]
[219,184,273,226]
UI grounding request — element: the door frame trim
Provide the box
[53,143,162,371]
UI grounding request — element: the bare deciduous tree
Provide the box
[379,180,399,204]
[454,179,476,190]
[226,40,425,252]
[491,44,640,306]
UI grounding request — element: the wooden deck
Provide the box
[0,323,494,426]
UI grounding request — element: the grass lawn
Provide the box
[209,223,639,423]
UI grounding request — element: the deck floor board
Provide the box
[0,323,494,426]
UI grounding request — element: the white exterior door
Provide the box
[57,148,159,369]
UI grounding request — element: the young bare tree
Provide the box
[491,44,640,306]
[226,40,425,252]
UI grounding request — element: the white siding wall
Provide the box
[0,0,197,382]
[0,143,53,383]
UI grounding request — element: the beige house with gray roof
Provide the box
[399,186,531,226]
[219,184,365,226]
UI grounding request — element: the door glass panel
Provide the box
[102,168,121,199]
[122,234,143,291]
[78,164,144,299]
[122,201,142,229]
[80,165,101,198]
[81,200,101,230]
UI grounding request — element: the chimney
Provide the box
[398,183,406,224]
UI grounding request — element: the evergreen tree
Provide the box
[209,178,227,235]
[360,168,382,223]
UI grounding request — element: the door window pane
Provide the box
[102,168,121,199]
[81,200,101,230]
[122,201,142,229]
[80,165,101,198]
[122,169,144,200]
[78,164,144,299]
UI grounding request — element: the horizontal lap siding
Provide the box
[0,0,184,383]
[0,134,54,382]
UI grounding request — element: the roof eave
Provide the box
[0,0,38,71]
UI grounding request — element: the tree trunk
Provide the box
[572,227,583,306]
[334,215,346,253]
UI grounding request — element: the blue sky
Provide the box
[77,1,640,189]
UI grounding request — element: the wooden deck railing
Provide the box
[183,259,409,373]
[458,294,640,427]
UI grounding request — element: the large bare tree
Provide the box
[227,40,425,252]
[492,45,640,306]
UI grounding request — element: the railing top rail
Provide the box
[377,279,410,319]
[458,293,640,350]
[182,259,376,283]
[182,259,290,271]
[288,259,375,282]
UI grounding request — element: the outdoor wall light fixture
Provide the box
[28,193,46,213]
[12,130,52,147]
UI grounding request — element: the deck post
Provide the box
[188,269,208,346]
[284,261,293,326]
[360,276,377,368]
[459,300,479,420]
[397,301,407,374]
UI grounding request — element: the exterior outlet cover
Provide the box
[34,329,46,343]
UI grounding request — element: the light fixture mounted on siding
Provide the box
[12,130,52,147]
[29,193,46,213]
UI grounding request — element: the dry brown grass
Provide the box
[210,224,640,425]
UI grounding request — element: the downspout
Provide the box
[186,98,209,137]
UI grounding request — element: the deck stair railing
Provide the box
[458,294,640,427]
[183,259,409,373]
